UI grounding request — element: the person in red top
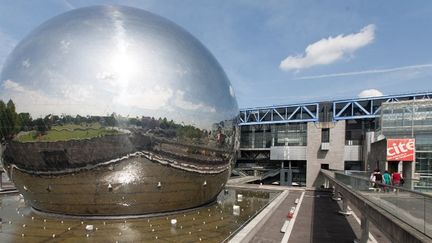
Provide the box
[391,170,403,193]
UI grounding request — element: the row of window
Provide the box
[240,123,307,148]
[240,121,370,148]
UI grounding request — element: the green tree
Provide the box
[74,115,84,125]
[0,100,7,139]
[104,113,117,127]
[43,114,53,130]
[34,118,49,135]
[51,115,60,125]
[0,99,20,139]
[177,125,203,140]
[18,113,33,131]
[61,114,73,124]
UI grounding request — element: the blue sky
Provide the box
[1,0,432,109]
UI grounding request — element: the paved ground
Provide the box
[288,190,358,243]
[250,190,302,243]
[246,189,391,243]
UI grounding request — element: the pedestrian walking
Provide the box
[383,170,391,192]
[391,170,403,193]
[372,169,382,192]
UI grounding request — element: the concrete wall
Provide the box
[368,139,387,171]
[306,121,346,187]
[362,131,375,171]
[344,145,362,161]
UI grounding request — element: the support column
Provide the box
[287,161,292,186]
[251,126,255,149]
[324,178,330,189]
[332,186,341,201]
[338,196,352,215]
[271,125,275,147]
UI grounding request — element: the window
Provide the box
[321,164,329,169]
[321,128,330,143]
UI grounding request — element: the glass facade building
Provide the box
[237,92,432,188]
[377,100,432,172]
[376,100,432,189]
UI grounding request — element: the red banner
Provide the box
[386,138,415,161]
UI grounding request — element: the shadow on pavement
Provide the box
[310,190,357,243]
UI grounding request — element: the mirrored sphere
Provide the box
[0,5,238,215]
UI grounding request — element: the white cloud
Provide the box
[229,85,236,98]
[358,89,383,98]
[96,72,117,81]
[280,24,375,71]
[22,58,31,68]
[60,84,93,103]
[2,78,176,117]
[2,79,65,116]
[2,79,103,117]
[173,90,216,113]
[3,79,26,92]
[114,86,173,110]
[60,40,71,54]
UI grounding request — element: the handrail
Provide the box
[322,169,432,241]
[334,170,432,198]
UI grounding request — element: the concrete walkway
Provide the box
[250,190,302,243]
[231,189,391,243]
[289,190,357,242]
[289,190,391,243]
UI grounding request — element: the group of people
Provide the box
[370,169,404,192]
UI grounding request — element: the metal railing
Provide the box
[332,171,432,238]
[345,170,432,192]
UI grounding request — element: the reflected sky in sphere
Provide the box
[0,5,238,129]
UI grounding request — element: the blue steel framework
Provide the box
[239,92,432,125]
[239,103,319,125]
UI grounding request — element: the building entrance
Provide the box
[388,161,400,173]
[279,161,306,186]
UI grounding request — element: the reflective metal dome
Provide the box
[0,5,238,215]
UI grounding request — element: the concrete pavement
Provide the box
[236,189,391,243]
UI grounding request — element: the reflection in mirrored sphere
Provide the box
[0,5,238,215]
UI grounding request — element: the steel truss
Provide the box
[333,92,432,121]
[239,92,432,125]
[239,103,319,125]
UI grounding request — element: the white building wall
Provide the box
[344,145,362,161]
[306,121,346,187]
